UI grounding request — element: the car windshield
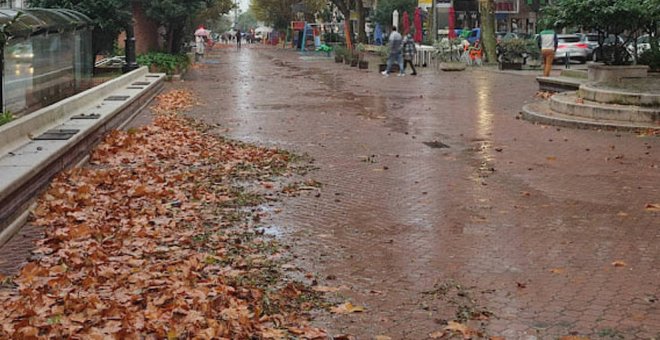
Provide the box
[585,35,599,42]
[558,36,580,43]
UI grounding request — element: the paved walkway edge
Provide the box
[521,102,660,132]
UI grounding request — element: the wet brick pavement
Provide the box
[1,45,658,339]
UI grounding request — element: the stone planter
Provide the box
[588,64,649,83]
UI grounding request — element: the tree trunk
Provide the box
[356,0,367,43]
[479,0,497,63]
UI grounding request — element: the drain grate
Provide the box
[423,141,450,149]
[71,113,101,120]
[132,81,151,86]
[127,86,144,90]
[104,95,130,101]
[145,75,159,78]
[33,129,79,140]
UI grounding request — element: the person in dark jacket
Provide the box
[402,34,417,76]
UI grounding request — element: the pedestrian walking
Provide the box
[381,26,404,77]
[402,34,417,76]
[194,25,210,62]
[236,29,242,49]
[537,28,557,77]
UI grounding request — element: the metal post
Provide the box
[565,52,569,69]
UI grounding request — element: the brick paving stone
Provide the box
[1,46,658,338]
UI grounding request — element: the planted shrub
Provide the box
[137,52,191,75]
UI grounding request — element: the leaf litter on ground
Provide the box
[0,90,327,339]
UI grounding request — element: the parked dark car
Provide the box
[590,34,634,63]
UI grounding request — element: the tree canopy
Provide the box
[540,0,659,64]
[250,0,324,29]
[140,0,234,53]
[236,9,258,32]
[540,0,659,35]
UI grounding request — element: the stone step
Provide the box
[522,101,660,131]
[536,76,586,92]
[550,92,660,123]
[579,83,660,107]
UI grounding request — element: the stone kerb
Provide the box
[0,67,149,156]
[587,64,649,83]
[579,83,660,107]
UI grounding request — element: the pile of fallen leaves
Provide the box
[0,90,326,338]
[151,89,198,114]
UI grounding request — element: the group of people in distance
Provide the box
[194,25,243,61]
[381,26,418,77]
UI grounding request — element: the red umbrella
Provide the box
[402,11,410,36]
[448,6,456,39]
[414,7,422,43]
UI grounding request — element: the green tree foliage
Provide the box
[140,0,234,53]
[27,0,131,56]
[251,0,324,29]
[236,9,258,32]
[540,0,659,64]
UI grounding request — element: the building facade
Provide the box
[448,0,551,34]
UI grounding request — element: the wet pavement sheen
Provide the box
[182,47,659,338]
[2,45,658,339]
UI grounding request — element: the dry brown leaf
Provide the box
[262,328,287,339]
[559,337,590,340]
[330,302,366,314]
[374,336,392,340]
[445,321,478,338]
[550,268,564,274]
[644,203,660,212]
[612,260,626,267]
[429,331,445,338]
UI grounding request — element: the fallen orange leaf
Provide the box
[644,203,660,212]
[612,260,626,267]
[429,331,445,338]
[445,321,479,338]
[330,302,366,314]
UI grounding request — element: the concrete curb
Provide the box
[521,102,660,132]
[550,92,659,123]
[579,83,660,107]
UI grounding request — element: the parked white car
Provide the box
[554,34,589,63]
